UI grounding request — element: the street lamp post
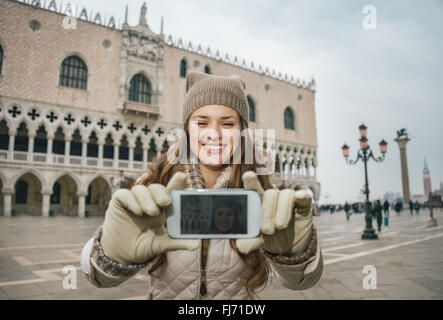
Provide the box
[342,124,388,240]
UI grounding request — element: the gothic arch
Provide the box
[58,54,89,90]
[247,95,256,122]
[12,171,43,215]
[180,57,188,77]
[0,116,14,135]
[126,70,153,90]
[284,106,295,130]
[84,173,111,193]
[58,52,90,75]
[9,168,46,191]
[49,171,81,192]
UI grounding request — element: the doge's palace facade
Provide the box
[0,0,320,217]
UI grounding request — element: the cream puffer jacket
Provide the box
[80,165,323,300]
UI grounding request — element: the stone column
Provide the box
[142,146,148,170]
[306,161,311,178]
[129,142,135,169]
[78,191,87,218]
[3,189,13,217]
[64,138,71,164]
[8,132,15,161]
[395,137,411,207]
[81,138,88,166]
[113,143,120,169]
[28,134,35,161]
[46,134,54,164]
[299,158,304,178]
[41,191,52,217]
[98,142,104,168]
[293,156,298,178]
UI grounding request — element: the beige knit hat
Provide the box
[183,71,249,125]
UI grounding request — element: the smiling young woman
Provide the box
[81,71,323,300]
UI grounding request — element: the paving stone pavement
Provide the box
[1,208,442,300]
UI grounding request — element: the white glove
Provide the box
[100,172,200,264]
[236,171,313,255]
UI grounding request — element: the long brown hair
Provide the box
[135,116,273,298]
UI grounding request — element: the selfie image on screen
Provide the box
[181,195,247,235]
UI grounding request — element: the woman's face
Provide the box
[188,105,241,167]
[213,206,236,233]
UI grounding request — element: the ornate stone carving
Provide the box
[125,32,162,62]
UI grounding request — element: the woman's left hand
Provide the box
[236,171,314,256]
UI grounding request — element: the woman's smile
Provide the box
[201,142,227,154]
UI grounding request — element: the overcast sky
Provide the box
[59,0,443,203]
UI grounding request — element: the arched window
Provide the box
[129,73,151,104]
[14,122,28,152]
[59,55,88,90]
[103,133,114,159]
[284,107,295,130]
[15,180,28,204]
[34,125,47,154]
[70,129,82,156]
[0,119,9,150]
[119,135,129,160]
[51,182,61,204]
[0,44,4,75]
[161,140,169,153]
[204,64,211,74]
[87,131,98,158]
[134,137,143,161]
[53,127,65,155]
[180,59,187,78]
[147,138,157,162]
[247,96,256,122]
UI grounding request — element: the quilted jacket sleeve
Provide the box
[80,227,155,288]
[80,237,141,288]
[267,228,323,291]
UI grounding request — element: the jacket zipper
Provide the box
[199,239,210,299]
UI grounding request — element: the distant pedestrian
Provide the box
[394,201,402,216]
[344,202,351,221]
[109,176,118,196]
[409,200,414,215]
[414,201,421,215]
[383,200,390,217]
[372,200,383,232]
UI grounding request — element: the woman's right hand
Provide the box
[100,172,200,264]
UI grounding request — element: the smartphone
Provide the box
[166,189,261,239]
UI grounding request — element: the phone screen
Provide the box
[180,195,247,235]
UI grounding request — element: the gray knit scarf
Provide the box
[184,163,232,189]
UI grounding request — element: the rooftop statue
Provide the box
[396,128,408,139]
[140,2,147,26]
